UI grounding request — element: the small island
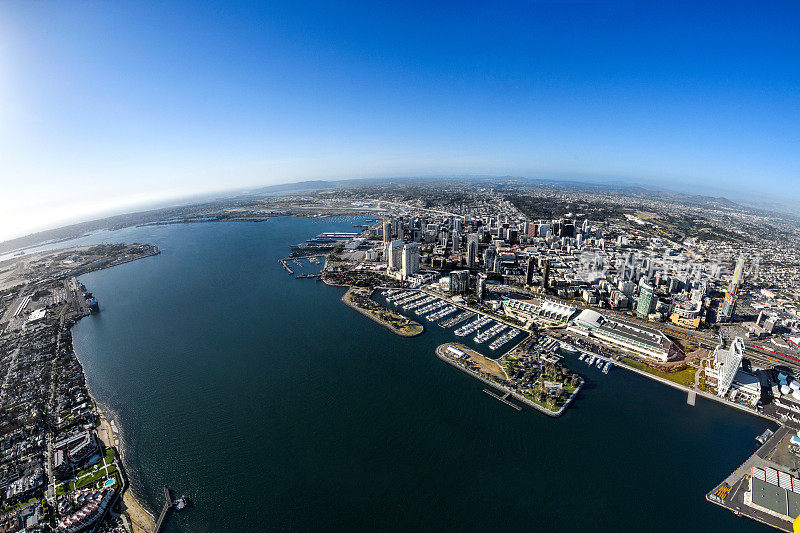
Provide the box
[342,287,424,337]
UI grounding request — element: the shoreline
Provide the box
[62,249,161,533]
[563,342,779,424]
[94,403,156,533]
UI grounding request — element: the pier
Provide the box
[482,389,522,411]
[279,259,294,275]
[153,486,173,533]
[687,389,697,406]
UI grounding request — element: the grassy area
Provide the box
[523,381,578,410]
[0,496,40,516]
[622,357,696,387]
[73,468,110,490]
[104,448,116,463]
[452,344,507,380]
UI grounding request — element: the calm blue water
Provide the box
[68,216,773,532]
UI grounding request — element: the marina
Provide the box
[439,310,474,329]
[474,323,507,344]
[489,329,521,351]
[454,316,492,337]
[426,305,457,322]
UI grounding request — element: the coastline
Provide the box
[94,404,156,533]
[60,247,161,533]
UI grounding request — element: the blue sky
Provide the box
[1,1,798,240]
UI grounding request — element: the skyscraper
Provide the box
[401,243,420,279]
[542,259,550,291]
[387,240,403,270]
[466,233,479,268]
[484,247,497,273]
[476,273,487,301]
[636,279,657,318]
[718,255,745,322]
[450,270,470,294]
[525,256,535,286]
[382,219,391,244]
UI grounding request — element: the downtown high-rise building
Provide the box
[401,243,420,280]
[484,247,497,273]
[525,256,536,286]
[476,273,487,301]
[466,233,479,268]
[382,219,391,244]
[450,270,470,294]
[718,255,745,322]
[636,279,657,318]
[387,240,403,270]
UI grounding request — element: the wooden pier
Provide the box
[153,486,172,533]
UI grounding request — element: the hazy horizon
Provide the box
[2,1,798,241]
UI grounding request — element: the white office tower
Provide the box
[383,219,391,243]
[454,218,463,233]
[713,337,745,398]
[387,240,403,270]
[401,243,420,279]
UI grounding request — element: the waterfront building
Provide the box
[401,243,420,280]
[704,337,747,399]
[503,298,576,323]
[387,240,403,270]
[568,309,681,362]
[476,273,487,301]
[746,467,800,521]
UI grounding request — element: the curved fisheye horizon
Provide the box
[1,1,799,242]
[2,2,800,533]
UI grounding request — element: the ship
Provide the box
[174,495,191,511]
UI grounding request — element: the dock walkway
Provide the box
[482,389,522,411]
[153,486,172,533]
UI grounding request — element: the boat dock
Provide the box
[154,486,173,533]
[687,389,697,406]
[279,260,294,274]
[482,388,522,411]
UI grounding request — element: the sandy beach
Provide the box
[96,406,155,533]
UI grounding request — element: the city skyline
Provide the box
[2,1,799,241]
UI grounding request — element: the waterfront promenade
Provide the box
[558,337,778,424]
